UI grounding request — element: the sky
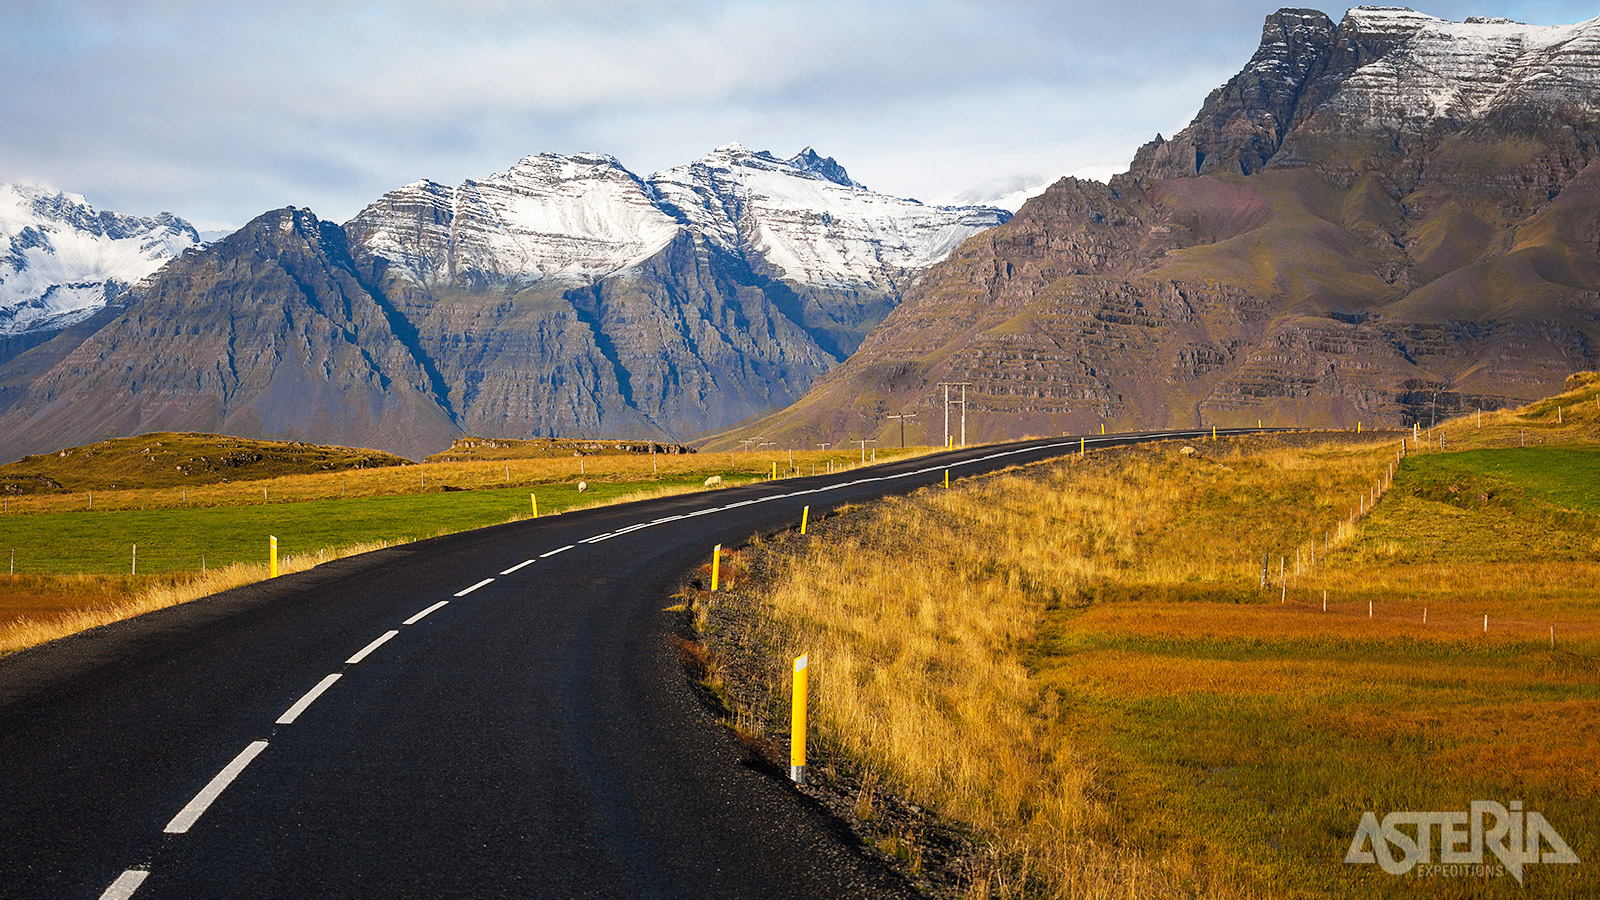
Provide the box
[3,0,1595,231]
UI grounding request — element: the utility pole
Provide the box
[886,412,916,448]
[936,382,971,448]
[851,438,878,463]
[960,383,969,447]
[738,438,758,453]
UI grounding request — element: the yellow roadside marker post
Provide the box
[269,535,278,578]
[800,506,809,535]
[531,494,538,517]
[1101,423,1105,435]
[710,544,721,591]
[791,654,809,784]
[1080,437,1085,455]
[772,461,778,480]
[944,469,949,488]
[1358,421,1362,434]
[1212,425,1217,441]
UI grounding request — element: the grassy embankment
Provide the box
[0,432,926,655]
[691,375,1600,898]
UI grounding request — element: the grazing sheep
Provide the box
[704,475,722,487]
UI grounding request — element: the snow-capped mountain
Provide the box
[1131,7,1600,181]
[941,175,1058,213]
[743,6,1600,449]
[349,153,682,287]
[348,144,1009,295]
[650,143,1007,291]
[0,183,200,335]
[1309,9,1600,130]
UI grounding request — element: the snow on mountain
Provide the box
[1317,9,1600,130]
[351,144,1009,293]
[648,143,1009,290]
[941,174,1058,213]
[0,183,199,335]
[349,153,683,286]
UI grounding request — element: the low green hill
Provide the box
[0,433,409,494]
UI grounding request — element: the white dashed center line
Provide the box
[275,673,342,725]
[540,544,574,558]
[98,869,149,900]
[499,559,536,575]
[346,630,399,665]
[454,578,494,597]
[403,600,449,625]
[163,740,269,834]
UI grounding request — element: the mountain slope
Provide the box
[731,7,1600,449]
[0,209,458,461]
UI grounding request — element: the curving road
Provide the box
[0,430,1236,899]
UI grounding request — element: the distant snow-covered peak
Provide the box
[941,174,1058,213]
[649,145,1009,290]
[1319,10,1600,129]
[0,182,199,335]
[351,145,1009,293]
[348,152,683,285]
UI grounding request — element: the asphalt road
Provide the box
[0,429,1237,899]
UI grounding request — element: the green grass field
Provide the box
[0,476,715,575]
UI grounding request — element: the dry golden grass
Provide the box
[0,444,934,656]
[0,539,390,655]
[0,444,929,515]
[706,422,1600,898]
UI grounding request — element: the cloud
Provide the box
[3,0,1594,227]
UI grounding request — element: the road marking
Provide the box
[99,870,149,900]
[276,674,341,725]
[346,630,399,665]
[540,544,574,557]
[454,578,495,597]
[499,559,535,575]
[163,740,269,834]
[579,533,612,544]
[403,600,449,625]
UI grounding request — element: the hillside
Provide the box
[731,7,1600,449]
[0,432,408,494]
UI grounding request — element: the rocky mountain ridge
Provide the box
[730,7,1600,448]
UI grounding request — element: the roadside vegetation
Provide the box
[688,374,1600,898]
[0,432,925,655]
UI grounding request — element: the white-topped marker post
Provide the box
[791,653,808,784]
